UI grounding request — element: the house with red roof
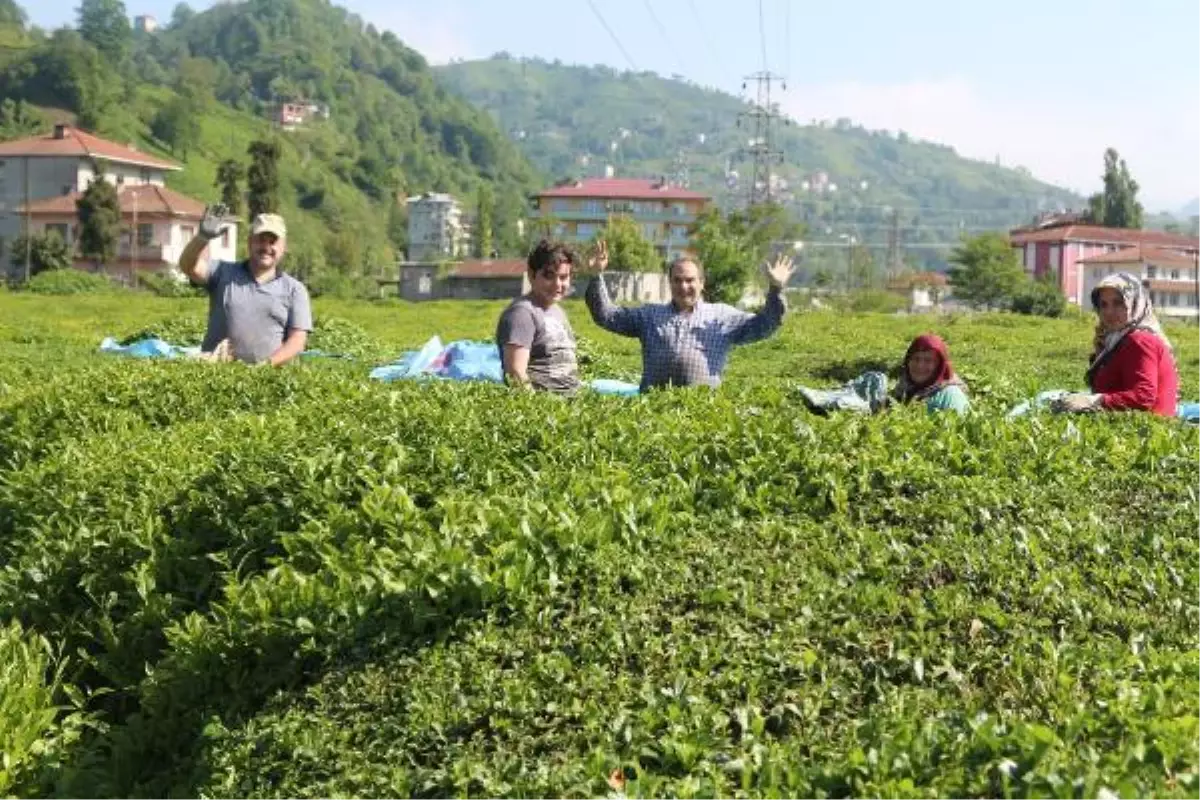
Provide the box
[0,124,236,279]
[531,177,712,263]
[1077,244,1199,319]
[1008,219,1198,308]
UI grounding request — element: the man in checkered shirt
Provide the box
[585,241,795,393]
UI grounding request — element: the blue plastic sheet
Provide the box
[586,379,640,397]
[99,336,201,359]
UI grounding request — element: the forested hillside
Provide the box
[0,0,541,286]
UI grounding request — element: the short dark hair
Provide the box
[669,256,704,281]
[527,239,576,275]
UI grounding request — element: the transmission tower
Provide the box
[736,70,788,207]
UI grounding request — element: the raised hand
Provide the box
[199,204,231,241]
[762,253,795,290]
[589,239,609,273]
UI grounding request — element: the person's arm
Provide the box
[583,240,644,338]
[724,253,793,345]
[266,282,313,366]
[179,204,231,285]
[1097,334,1160,411]
[497,306,537,389]
[502,344,533,389]
[926,385,971,414]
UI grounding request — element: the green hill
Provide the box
[436,57,1086,268]
[0,0,541,288]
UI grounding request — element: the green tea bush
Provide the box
[25,269,119,295]
[0,297,1195,798]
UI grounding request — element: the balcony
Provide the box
[116,242,167,261]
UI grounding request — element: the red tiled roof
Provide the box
[1078,244,1198,268]
[887,270,948,289]
[1009,224,1199,249]
[21,184,206,218]
[0,126,180,170]
[537,177,710,201]
[446,259,527,278]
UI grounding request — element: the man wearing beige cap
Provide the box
[179,205,312,366]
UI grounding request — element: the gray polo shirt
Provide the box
[201,260,313,364]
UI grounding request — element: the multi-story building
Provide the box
[406,192,469,262]
[0,124,236,279]
[1078,244,1199,319]
[133,14,157,32]
[1008,220,1198,306]
[530,177,712,263]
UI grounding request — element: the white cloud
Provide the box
[779,77,1198,211]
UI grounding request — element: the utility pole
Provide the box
[736,70,787,207]
[886,207,901,279]
[23,155,31,283]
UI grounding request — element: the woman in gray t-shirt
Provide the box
[495,240,581,395]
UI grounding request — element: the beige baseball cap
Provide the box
[249,213,287,239]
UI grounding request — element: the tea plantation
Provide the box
[0,291,1196,798]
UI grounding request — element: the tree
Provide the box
[0,98,43,140]
[1086,147,1144,229]
[76,171,121,270]
[150,95,197,156]
[1010,274,1067,318]
[168,2,194,29]
[214,159,245,216]
[592,214,659,273]
[246,139,281,219]
[474,184,494,257]
[689,203,805,303]
[9,230,72,276]
[77,0,131,65]
[811,267,833,289]
[946,232,1027,310]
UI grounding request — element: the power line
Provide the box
[586,0,639,71]
[685,0,728,76]
[782,0,791,82]
[757,0,769,72]
[642,0,687,76]
[737,70,788,206]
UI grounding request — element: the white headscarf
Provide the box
[1086,271,1172,388]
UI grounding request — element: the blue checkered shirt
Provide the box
[585,275,786,392]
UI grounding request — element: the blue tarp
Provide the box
[370,336,640,396]
[99,336,202,359]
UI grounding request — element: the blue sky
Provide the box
[25,0,1200,210]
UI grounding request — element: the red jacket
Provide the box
[1090,330,1178,416]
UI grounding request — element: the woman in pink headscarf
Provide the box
[891,333,971,414]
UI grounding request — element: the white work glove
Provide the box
[1052,392,1103,413]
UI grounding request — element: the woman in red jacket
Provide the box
[1054,272,1178,416]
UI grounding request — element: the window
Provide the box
[418,275,432,295]
[1146,265,1157,279]
[580,200,605,215]
[45,223,69,242]
[1170,269,1180,280]
[550,199,572,213]
[641,223,659,241]
[137,223,153,246]
[181,226,195,240]
[576,223,598,239]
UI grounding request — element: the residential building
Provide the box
[406,192,469,263]
[133,14,157,32]
[1078,244,1199,319]
[0,125,235,279]
[886,271,950,312]
[394,258,670,303]
[1008,221,1199,306]
[530,177,711,263]
[277,101,330,131]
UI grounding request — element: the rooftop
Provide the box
[446,259,527,279]
[1009,224,1199,249]
[21,183,207,218]
[536,177,710,202]
[0,125,180,170]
